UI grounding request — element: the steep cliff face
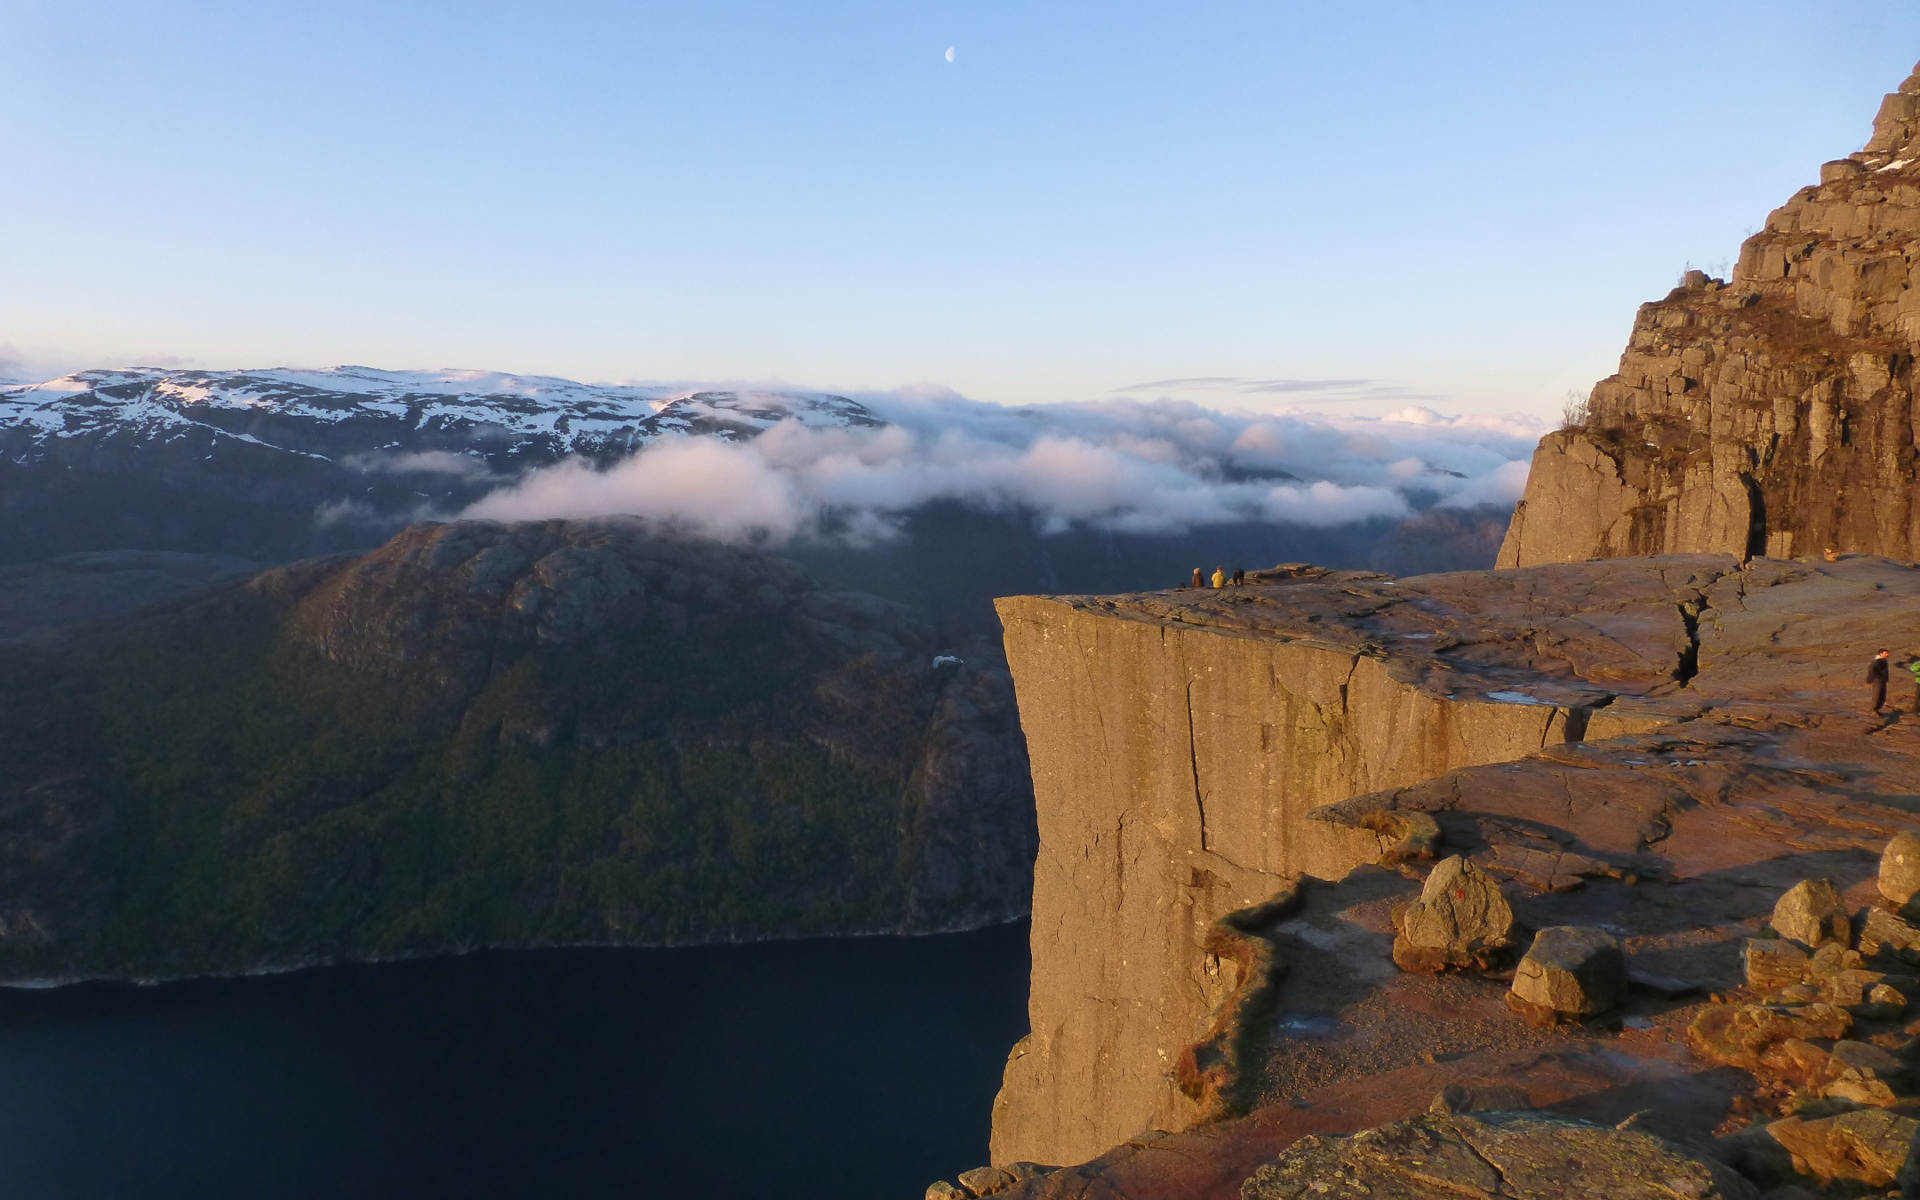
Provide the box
[986,560,1740,1166]
[1501,62,1920,567]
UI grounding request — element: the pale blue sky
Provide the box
[4,1,1918,416]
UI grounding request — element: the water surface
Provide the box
[0,923,1030,1198]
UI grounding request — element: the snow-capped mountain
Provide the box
[0,365,880,463]
[0,366,882,564]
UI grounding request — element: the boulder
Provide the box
[1765,1108,1920,1188]
[1241,1108,1756,1199]
[1507,926,1626,1023]
[1881,831,1920,914]
[1770,880,1850,949]
[1745,938,1809,993]
[1391,856,1517,973]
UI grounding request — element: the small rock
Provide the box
[1746,938,1810,993]
[1689,1003,1853,1070]
[1391,855,1518,973]
[1508,926,1626,1022]
[1820,1039,1907,1107]
[1859,905,1920,965]
[1003,1163,1056,1183]
[1880,831,1920,913]
[1765,1108,1920,1187]
[957,1165,1014,1196]
[1771,879,1851,949]
[1806,942,1861,979]
[925,1182,968,1200]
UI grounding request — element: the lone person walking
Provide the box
[1869,648,1892,713]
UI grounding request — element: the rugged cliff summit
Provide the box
[1501,62,1920,567]
[975,556,1920,1196]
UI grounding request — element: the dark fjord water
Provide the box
[0,922,1030,1198]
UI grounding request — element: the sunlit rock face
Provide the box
[988,554,1920,1168]
[1501,62,1920,568]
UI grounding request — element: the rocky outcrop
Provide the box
[989,553,1920,1171]
[1500,62,1920,567]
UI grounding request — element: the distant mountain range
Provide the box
[0,366,886,565]
[1,365,880,459]
[0,364,1514,636]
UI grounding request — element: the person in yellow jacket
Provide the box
[1211,566,1226,589]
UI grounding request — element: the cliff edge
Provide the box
[1501,61,1920,567]
[987,556,1920,1182]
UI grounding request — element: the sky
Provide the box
[4,0,1920,418]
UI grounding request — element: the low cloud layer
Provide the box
[461,390,1542,546]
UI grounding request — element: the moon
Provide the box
[944,46,955,63]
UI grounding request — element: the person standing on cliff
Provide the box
[1211,566,1226,589]
[1869,649,1891,712]
[1191,567,1203,588]
[1907,655,1920,712]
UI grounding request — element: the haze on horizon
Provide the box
[4,0,1919,420]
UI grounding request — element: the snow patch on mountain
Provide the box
[0,367,881,459]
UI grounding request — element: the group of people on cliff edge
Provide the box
[1186,566,1246,589]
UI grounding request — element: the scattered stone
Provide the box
[1688,1003,1853,1071]
[1771,880,1850,949]
[925,1182,968,1200]
[1507,926,1626,1023]
[1858,905,1920,965]
[1772,984,1822,1007]
[1241,1108,1757,1199]
[1745,938,1810,993]
[1820,1039,1907,1107]
[1806,942,1861,978]
[1765,1108,1920,1188]
[1002,1163,1055,1184]
[1879,831,1920,914]
[1391,855,1518,973]
[956,1165,1013,1196]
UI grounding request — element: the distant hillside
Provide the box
[0,520,1032,983]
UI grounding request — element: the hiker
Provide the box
[1191,567,1203,588]
[1211,566,1226,589]
[1232,568,1246,586]
[1908,655,1920,712]
[1869,648,1891,712]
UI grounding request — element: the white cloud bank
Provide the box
[461,390,1544,546]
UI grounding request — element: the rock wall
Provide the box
[1501,61,1920,567]
[987,596,1610,1166]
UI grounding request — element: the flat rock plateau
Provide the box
[926,57,1920,1200]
